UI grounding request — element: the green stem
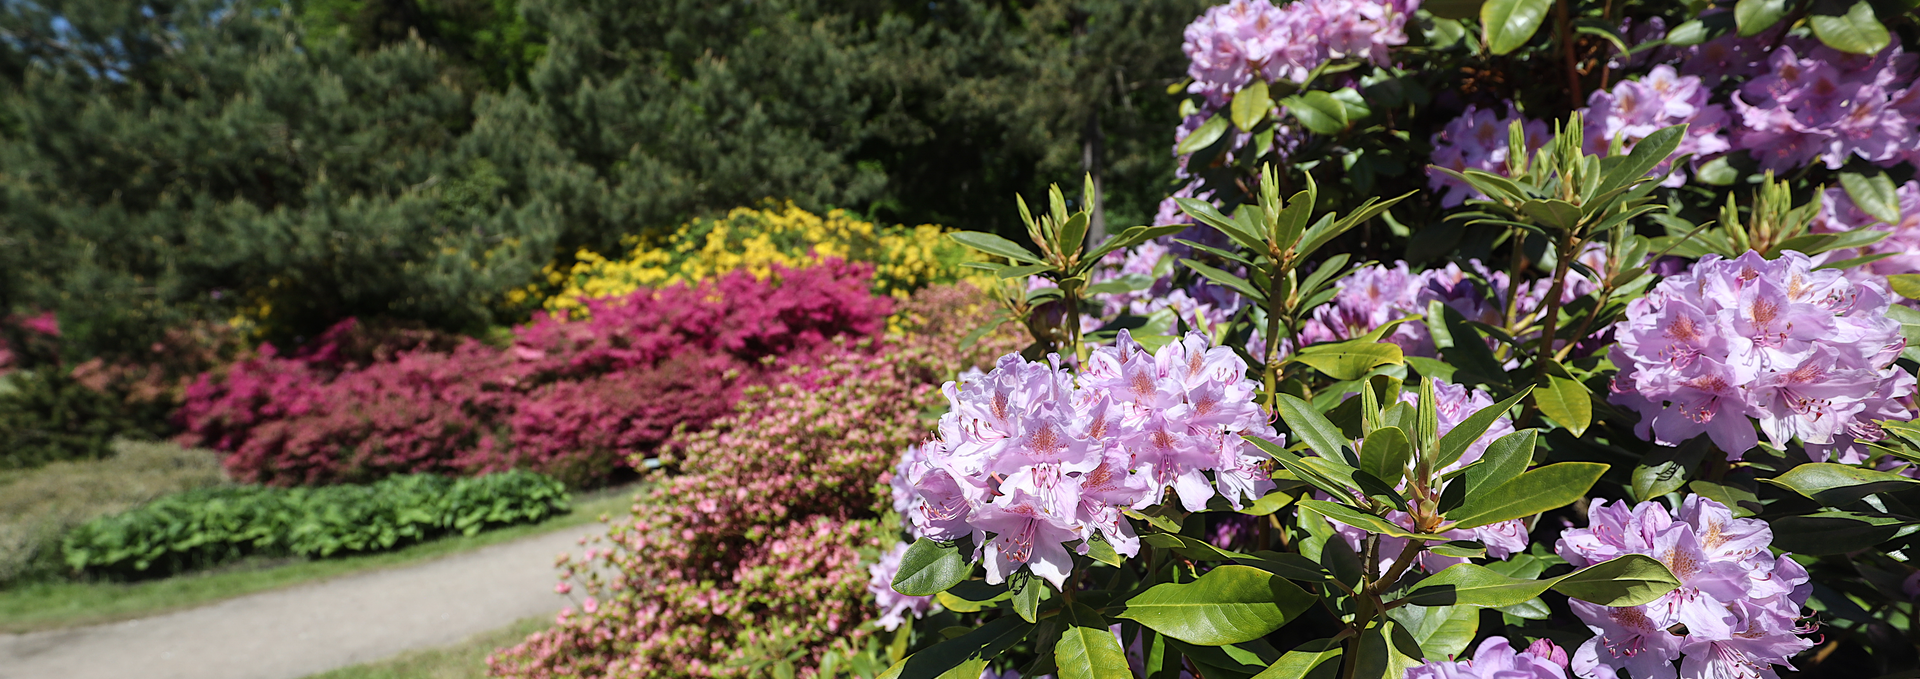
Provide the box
[1263,261,1286,416]
[1534,230,1578,377]
[1503,229,1528,333]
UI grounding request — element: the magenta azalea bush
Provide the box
[178,259,890,485]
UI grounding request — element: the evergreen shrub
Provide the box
[61,469,569,577]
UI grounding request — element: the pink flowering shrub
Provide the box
[486,285,1023,678]
[178,260,890,486]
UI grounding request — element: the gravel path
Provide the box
[0,526,592,679]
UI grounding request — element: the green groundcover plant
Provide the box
[63,469,569,577]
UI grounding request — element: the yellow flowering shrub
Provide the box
[545,202,991,313]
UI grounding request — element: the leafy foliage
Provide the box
[61,469,569,577]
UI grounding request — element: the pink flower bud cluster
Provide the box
[1580,66,1732,187]
[1182,0,1416,106]
[1427,105,1552,207]
[1731,41,1920,173]
[1814,180,1920,295]
[1406,638,1571,679]
[1609,251,1915,461]
[1556,496,1814,679]
[896,331,1278,588]
[1330,379,1528,573]
[487,286,1027,679]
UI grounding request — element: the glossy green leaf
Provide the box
[1598,125,1686,194]
[1735,0,1791,36]
[1142,532,1252,562]
[1117,565,1316,646]
[1809,0,1890,54]
[1446,462,1608,529]
[1458,430,1536,506]
[1056,603,1131,679]
[1764,462,1920,506]
[1286,91,1350,135]
[1839,172,1902,225]
[1536,375,1592,436]
[1276,394,1353,460]
[1888,274,1920,301]
[877,616,1032,679]
[1520,200,1582,231]
[1292,340,1405,381]
[1434,388,1531,470]
[1237,550,1335,583]
[1354,620,1425,679]
[1252,638,1344,679]
[893,537,971,596]
[1771,510,1920,554]
[1404,555,1677,608]
[1299,500,1450,540]
[949,231,1042,265]
[1233,81,1273,132]
[1551,553,1683,607]
[1361,427,1412,488]
[1481,0,1552,54]
[1178,115,1233,156]
[1631,441,1707,502]
[1388,604,1479,659]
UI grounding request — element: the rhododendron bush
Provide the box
[178,260,891,485]
[850,111,1920,677]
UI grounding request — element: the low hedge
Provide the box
[62,469,570,577]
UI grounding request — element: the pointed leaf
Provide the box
[1233,81,1274,132]
[1598,125,1686,194]
[1299,500,1451,540]
[1434,388,1531,470]
[1482,0,1552,54]
[1387,604,1479,659]
[1839,172,1902,225]
[1117,565,1316,646]
[1178,115,1233,155]
[1458,429,1536,505]
[893,538,973,596]
[1277,394,1353,460]
[1810,0,1891,54]
[1551,554,1683,607]
[1291,340,1405,381]
[1252,638,1344,679]
[1735,0,1790,36]
[1285,91,1350,135]
[1056,603,1131,679]
[1445,462,1608,529]
[1764,462,1920,506]
[1361,427,1412,488]
[877,616,1033,679]
[1536,375,1592,436]
[950,231,1043,264]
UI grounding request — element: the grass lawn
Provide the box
[0,486,637,634]
[305,615,552,679]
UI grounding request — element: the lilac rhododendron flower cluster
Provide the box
[896,331,1276,587]
[1182,0,1415,105]
[1428,105,1551,207]
[1297,257,1600,358]
[1815,180,1920,289]
[1406,637,1571,679]
[1609,250,1915,460]
[1580,66,1731,187]
[1556,496,1814,679]
[1732,41,1920,172]
[1330,379,1528,572]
